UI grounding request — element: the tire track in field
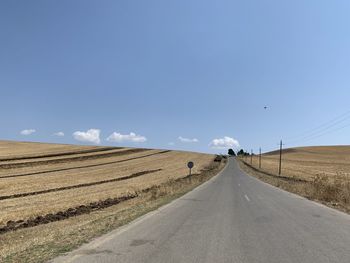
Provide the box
[0,169,162,201]
[0,160,223,234]
[0,194,138,234]
[0,150,171,179]
[0,173,201,233]
[0,148,149,169]
[0,147,116,161]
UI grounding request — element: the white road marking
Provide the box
[238,183,241,187]
[52,163,230,263]
[244,194,250,202]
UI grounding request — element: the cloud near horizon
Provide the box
[209,136,240,149]
[73,129,101,144]
[178,136,199,143]
[20,129,36,135]
[107,132,147,143]
[53,131,64,137]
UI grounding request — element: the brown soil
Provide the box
[0,150,170,179]
[0,194,138,234]
[0,147,116,161]
[0,148,150,169]
[0,161,223,236]
[0,169,162,201]
[0,140,219,263]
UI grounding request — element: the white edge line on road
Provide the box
[53,160,230,262]
[235,158,350,219]
[244,194,250,202]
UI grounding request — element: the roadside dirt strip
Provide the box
[242,160,309,183]
[0,150,170,179]
[0,148,150,169]
[0,169,162,201]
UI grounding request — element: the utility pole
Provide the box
[279,140,283,175]
[250,149,253,165]
[259,147,262,169]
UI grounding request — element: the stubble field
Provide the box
[0,140,224,263]
[239,146,350,213]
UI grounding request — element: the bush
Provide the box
[214,155,222,162]
[312,173,350,205]
[228,149,236,156]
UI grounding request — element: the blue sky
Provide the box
[1,0,350,153]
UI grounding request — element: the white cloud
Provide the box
[53,132,64,137]
[209,136,240,149]
[168,142,175,146]
[178,136,199,143]
[107,132,147,143]
[73,129,101,144]
[20,129,36,135]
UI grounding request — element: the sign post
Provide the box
[187,161,194,176]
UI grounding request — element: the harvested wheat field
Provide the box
[239,146,350,213]
[0,140,226,263]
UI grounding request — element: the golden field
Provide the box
[0,140,225,263]
[239,146,350,213]
[251,146,350,180]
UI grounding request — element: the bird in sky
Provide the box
[264,106,268,110]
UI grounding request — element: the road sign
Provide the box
[187,161,194,177]
[187,161,194,169]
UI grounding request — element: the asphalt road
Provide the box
[53,158,350,263]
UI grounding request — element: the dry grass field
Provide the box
[0,140,226,263]
[0,140,108,160]
[239,146,350,213]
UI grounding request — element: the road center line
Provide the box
[244,194,250,202]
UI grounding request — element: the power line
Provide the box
[286,119,350,145]
[284,109,350,143]
[244,110,350,174]
[289,122,350,144]
[284,110,350,145]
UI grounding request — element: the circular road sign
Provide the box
[187,161,194,169]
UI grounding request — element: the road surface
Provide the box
[53,158,350,263]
